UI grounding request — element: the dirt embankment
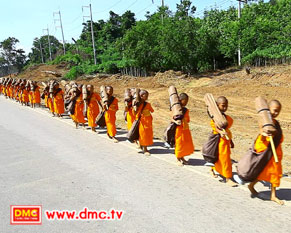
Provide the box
[17,64,291,175]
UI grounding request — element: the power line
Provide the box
[122,0,139,13]
[93,0,123,14]
[195,0,236,17]
[65,13,83,25]
[136,3,154,16]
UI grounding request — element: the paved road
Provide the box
[1,96,291,233]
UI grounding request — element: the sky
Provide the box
[0,0,239,54]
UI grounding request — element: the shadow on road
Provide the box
[150,148,174,155]
[259,188,291,201]
[187,158,206,166]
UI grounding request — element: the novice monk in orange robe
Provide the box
[48,95,54,115]
[52,83,65,117]
[8,85,13,98]
[135,90,154,156]
[44,94,49,108]
[32,85,41,107]
[72,85,86,128]
[172,93,194,166]
[248,100,284,205]
[125,94,135,131]
[104,86,119,142]
[210,96,237,187]
[22,87,29,106]
[86,85,102,132]
[29,89,33,107]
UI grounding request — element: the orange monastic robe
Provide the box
[29,91,33,104]
[105,97,119,137]
[18,90,22,102]
[13,87,17,99]
[33,87,41,104]
[87,93,101,127]
[22,89,29,103]
[72,95,86,124]
[175,108,194,158]
[136,102,154,146]
[255,131,284,187]
[53,90,65,115]
[8,86,13,98]
[11,86,15,98]
[211,115,233,179]
[44,94,49,108]
[48,97,54,113]
[126,103,135,131]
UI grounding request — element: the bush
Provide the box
[64,63,100,80]
[64,66,83,80]
[50,53,82,66]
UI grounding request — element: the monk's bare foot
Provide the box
[210,169,218,178]
[113,137,119,143]
[181,158,189,165]
[226,179,238,187]
[91,128,96,132]
[75,122,78,129]
[248,184,258,196]
[271,196,284,205]
[136,142,141,149]
[177,160,183,166]
[144,151,151,156]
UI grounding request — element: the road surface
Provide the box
[0,96,291,233]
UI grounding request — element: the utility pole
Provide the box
[237,0,247,66]
[82,4,97,65]
[43,27,52,61]
[152,0,165,24]
[161,0,165,24]
[54,10,66,55]
[39,40,44,63]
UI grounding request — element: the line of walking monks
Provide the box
[0,77,286,205]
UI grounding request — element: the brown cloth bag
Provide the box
[163,108,187,148]
[96,96,115,128]
[237,121,282,182]
[127,102,147,142]
[202,133,220,164]
[163,122,177,148]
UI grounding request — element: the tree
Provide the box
[0,37,27,72]
[28,35,62,63]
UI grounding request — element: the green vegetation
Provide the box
[1,0,291,78]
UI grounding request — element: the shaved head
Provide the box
[139,89,148,96]
[217,96,228,112]
[217,96,228,104]
[269,99,281,108]
[269,99,282,118]
[179,93,189,101]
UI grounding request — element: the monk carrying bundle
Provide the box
[164,86,194,166]
[235,98,284,205]
[202,94,237,187]
[100,86,119,142]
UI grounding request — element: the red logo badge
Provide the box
[10,205,42,225]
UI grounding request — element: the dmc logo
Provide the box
[10,205,42,225]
